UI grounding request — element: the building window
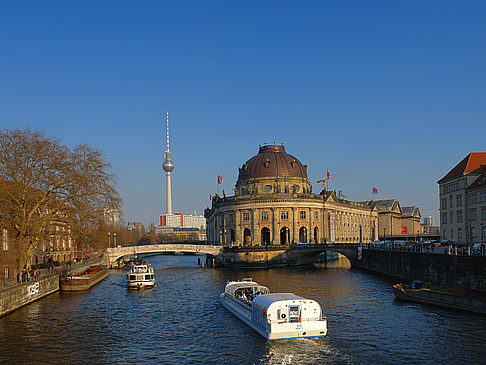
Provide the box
[281,211,288,220]
[457,210,463,223]
[469,208,477,221]
[442,212,447,224]
[441,198,447,209]
[314,211,318,220]
[261,211,269,220]
[451,229,454,239]
[2,229,7,251]
[450,212,453,224]
[481,207,486,220]
[443,230,447,239]
[4,267,8,279]
[458,228,462,239]
[450,196,454,209]
[457,195,462,207]
[300,211,306,220]
[242,212,250,221]
[472,227,477,239]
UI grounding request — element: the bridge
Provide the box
[106,244,222,268]
[214,243,361,268]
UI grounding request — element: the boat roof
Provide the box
[253,293,311,307]
[224,280,269,294]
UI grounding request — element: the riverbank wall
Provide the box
[357,249,486,293]
[0,255,106,318]
[0,274,59,318]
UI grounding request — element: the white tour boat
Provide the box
[220,278,327,340]
[127,259,155,290]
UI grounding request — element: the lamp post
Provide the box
[108,232,111,246]
[359,225,362,244]
[114,232,117,247]
[384,227,386,241]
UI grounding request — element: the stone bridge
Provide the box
[106,244,222,268]
[214,243,361,268]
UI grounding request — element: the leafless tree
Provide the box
[0,128,121,271]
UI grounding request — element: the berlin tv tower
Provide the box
[162,110,174,214]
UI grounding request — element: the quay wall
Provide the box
[357,249,486,292]
[0,274,59,318]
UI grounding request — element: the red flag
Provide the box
[326,169,330,179]
[209,194,212,200]
[372,187,379,194]
[217,175,223,184]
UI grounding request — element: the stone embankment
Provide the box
[0,256,105,318]
[358,248,486,293]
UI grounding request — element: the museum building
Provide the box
[204,144,379,246]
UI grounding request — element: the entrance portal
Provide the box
[261,227,270,245]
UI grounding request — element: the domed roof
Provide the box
[237,144,308,181]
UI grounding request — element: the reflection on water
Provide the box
[1,254,486,364]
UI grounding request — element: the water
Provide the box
[1,255,486,364]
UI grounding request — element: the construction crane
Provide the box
[317,170,354,190]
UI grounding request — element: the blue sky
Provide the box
[1,1,485,224]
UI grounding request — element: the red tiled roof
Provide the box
[438,152,486,183]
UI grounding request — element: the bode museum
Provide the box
[205,144,379,246]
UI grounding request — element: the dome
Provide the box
[237,144,308,182]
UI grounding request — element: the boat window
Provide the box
[289,305,300,323]
[145,274,151,280]
[129,275,136,280]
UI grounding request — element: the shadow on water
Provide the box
[1,254,486,364]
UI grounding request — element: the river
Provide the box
[1,255,485,364]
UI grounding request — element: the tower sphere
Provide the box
[163,151,174,172]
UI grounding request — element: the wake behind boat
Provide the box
[220,278,327,340]
[127,258,155,290]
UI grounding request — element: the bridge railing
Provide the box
[363,243,486,256]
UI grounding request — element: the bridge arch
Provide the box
[106,244,222,268]
[289,244,359,267]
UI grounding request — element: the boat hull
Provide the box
[393,284,486,315]
[221,294,327,340]
[60,267,108,292]
[127,281,156,290]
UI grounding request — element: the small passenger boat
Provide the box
[220,278,327,340]
[127,259,155,290]
[393,281,486,315]
[60,265,108,292]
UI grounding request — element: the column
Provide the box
[271,208,275,245]
[235,209,241,246]
[251,209,255,245]
[292,207,297,244]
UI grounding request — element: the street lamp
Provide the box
[359,225,362,244]
[108,232,111,246]
[114,232,117,247]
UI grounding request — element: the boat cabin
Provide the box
[224,279,270,303]
[251,293,323,329]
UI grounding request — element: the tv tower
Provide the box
[162,110,174,214]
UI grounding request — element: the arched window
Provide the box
[261,227,271,245]
[230,229,235,244]
[299,227,307,243]
[280,227,290,245]
[314,227,318,244]
[243,228,251,245]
